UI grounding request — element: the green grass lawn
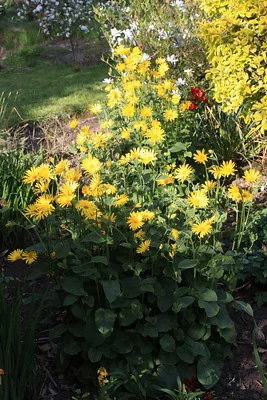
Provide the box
[0,62,108,126]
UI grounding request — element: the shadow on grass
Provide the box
[0,62,108,127]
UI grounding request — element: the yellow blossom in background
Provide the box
[187,189,209,208]
[228,184,242,202]
[134,229,145,239]
[82,185,90,196]
[140,106,153,118]
[55,159,70,175]
[98,367,108,386]
[102,183,117,195]
[133,121,147,133]
[114,194,129,207]
[7,249,23,262]
[34,195,55,220]
[37,164,52,183]
[23,166,40,184]
[64,168,81,182]
[210,165,223,179]
[243,169,261,183]
[180,101,192,112]
[164,109,178,121]
[156,57,166,64]
[169,243,177,258]
[82,155,102,175]
[33,180,50,194]
[219,160,236,177]
[136,239,151,254]
[156,175,174,186]
[69,119,78,129]
[89,103,102,114]
[121,129,131,139]
[100,119,114,129]
[127,211,144,230]
[76,133,86,147]
[138,60,151,74]
[113,45,131,56]
[171,94,181,105]
[22,250,38,264]
[191,218,214,238]
[107,88,122,108]
[171,229,179,240]
[241,190,253,203]
[76,200,101,220]
[103,212,117,223]
[141,210,155,221]
[158,62,169,77]
[122,103,135,118]
[175,163,193,183]
[56,181,78,207]
[138,148,157,165]
[145,125,165,144]
[193,149,208,164]
[202,180,216,191]
[80,125,90,135]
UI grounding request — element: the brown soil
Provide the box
[214,283,267,400]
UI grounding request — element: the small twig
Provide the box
[43,366,58,389]
[234,280,251,292]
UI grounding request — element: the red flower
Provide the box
[204,392,213,399]
[188,101,198,110]
[191,87,207,102]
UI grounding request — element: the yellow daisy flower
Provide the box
[23,166,40,185]
[175,163,193,183]
[145,125,165,144]
[171,229,179,240]
[219,160,236,177]
[121,129,131,139]
[22,250,38,264]
[191,218,214,238]
[187,189,209,208]
[134,229,145,239]
[243,169,261,183]
[55,159,70,175]
[136,239,151,254]
[140,106,153,118]
[89,103,102,114]
[164,109,178,121]
[138,148,157,165]
[122,103,135,118]
[202,180,216,191]
[228,184,242,202]
[193,149,208,164]
[156,175,174,185]
[76,200,101,220]
[114,194,129,207]
[127,211,144,230]
[82,155,102,175]
[69,119,78,129]
[7,249,23,262]
[241,190,253,202]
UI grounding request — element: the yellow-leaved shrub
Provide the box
[197,0,267,133]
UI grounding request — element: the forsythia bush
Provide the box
[7,47,262,396]
[197,0,267,133]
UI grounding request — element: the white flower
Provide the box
[167,54,179,64]
[103,78,113,84]
[175,78,187,86]
[184,68,194,75]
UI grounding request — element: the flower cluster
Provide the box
[7,46,260,265]
[16,0,94,39]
